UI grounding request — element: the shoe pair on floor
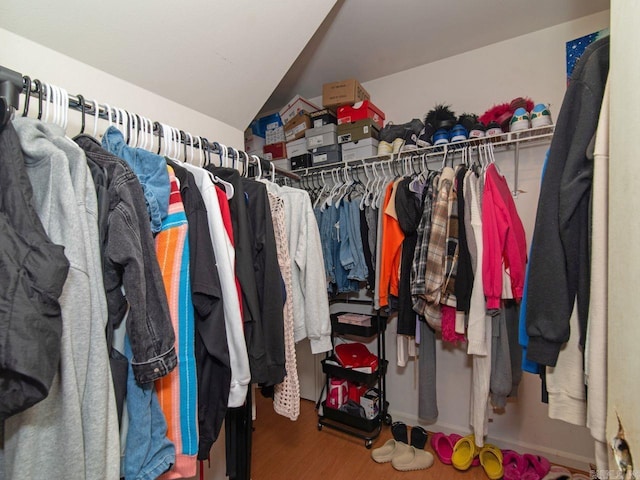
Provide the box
[371,421,433,471]
[447,434,504,479]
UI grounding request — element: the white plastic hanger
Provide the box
[253,154,263,179]
[90,99,100,138]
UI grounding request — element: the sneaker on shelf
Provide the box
[449,124,468,143]
[469,121,486,139]
[392,137,406,153]
[432,128,450,146]
[378,140,394,155]
[401,132,419,152]
[530,104,553,128]
[416,123,435,149]
[509,107,531,132]
[485,121,503,137]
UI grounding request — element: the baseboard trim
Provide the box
[388,409,595,471]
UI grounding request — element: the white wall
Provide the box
[0,27,244,150]
[309,10,610,469]
[0,27,242,480]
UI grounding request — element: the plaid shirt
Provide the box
[412,168,456,328]
[442,165,464,308]
[411,171,437,316]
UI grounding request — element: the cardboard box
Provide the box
[341,137,379,162]
[290,153,313,170]
[265,124,285,145]
[263,142,286,160]
[284,113,311,142]
[280,95,320,125]
[309,109,337,128]
[337,100,385,129]
[286,138,308,158]
[322,79,370,109]
[311,144,341,166]
[305,123,337,150]
[244,134,266,156]
[360,389,379,420]
[337,118,380,144]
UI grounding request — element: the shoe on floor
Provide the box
[430,432,455,465]
[530,103,553,127]
[541,465,572,480]
[479,444,503,480]
[410,426,428,449]
[452,434,479,471]
[510,107,531,132]
[391,421,408,444]
[391,446,434,471]
[371,439,410,463]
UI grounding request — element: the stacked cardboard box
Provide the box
[321,79,386,165]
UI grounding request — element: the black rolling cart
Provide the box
[316,301,391,448]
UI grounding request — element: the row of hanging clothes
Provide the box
[0,73,331,480]
[299,142,528,448]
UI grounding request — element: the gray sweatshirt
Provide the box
[2,119,119,480]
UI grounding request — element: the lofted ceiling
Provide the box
[0,0,609,131]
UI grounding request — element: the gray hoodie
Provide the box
[2,118,119,480]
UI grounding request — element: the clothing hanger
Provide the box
[21,76,31,118]
[269,160,276,183]
[253,154,263,179]
[313,170,327,209]
[42,83,50,123]
[76,94,86,134]
[33,79,43,120]
[240,150,249,177]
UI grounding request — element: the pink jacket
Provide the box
[482,164,527,309]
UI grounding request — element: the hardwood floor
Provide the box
[251,394,588,480]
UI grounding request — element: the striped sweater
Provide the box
[155,166,198,479]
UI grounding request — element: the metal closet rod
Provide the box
[1,64,300,181]
[296,125,555,195]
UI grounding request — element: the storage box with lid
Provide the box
[341,138,379,162]
[310,144,341,166]
[263,142,286,160]
[322,78,370,109]
[305,123,337,150]
[286,137,308,158]
[337,100,385,129]
[290,153,313,170]
[279,94,320,125]
[309,108,337,128]
[337,118,380,144]
[284,112,311,142]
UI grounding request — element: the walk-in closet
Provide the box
[0,1,637,480]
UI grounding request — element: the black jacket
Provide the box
[526,36,610,366]
[0,122,70,419]
[242,179,286,386]
[75,135,177,383]
[168,160,232,459]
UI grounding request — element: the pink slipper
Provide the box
[502,449,527,480]
[430,432,455,465]
[522,453,551,480]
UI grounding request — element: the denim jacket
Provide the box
[102,127,170,233]
[75,135,176,384]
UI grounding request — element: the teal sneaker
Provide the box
[530,104,553,128]
[509,108,530,132]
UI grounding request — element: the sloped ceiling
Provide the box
[0,0,608,130]
[0,0,337,130]
[261,0,610,113]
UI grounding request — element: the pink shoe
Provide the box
[502,450,527,480]
[522,453,551,480]
[430,433,455,465]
